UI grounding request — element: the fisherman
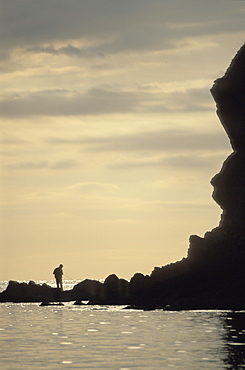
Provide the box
[53,264,63,291]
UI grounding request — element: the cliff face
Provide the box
[210,44,245,234]
[210,45,245,152]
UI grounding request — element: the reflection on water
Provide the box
[1,281,245,369]
[222,312,245,368]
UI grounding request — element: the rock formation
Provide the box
[0,276,131,305]
[1,44,245,309]
[210,45,245,234]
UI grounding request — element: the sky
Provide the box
[0,0,245,282]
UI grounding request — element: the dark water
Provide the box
[1,281,245,369]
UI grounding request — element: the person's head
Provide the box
[59,264,63,268]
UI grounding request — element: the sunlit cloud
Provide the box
[47,128,229,152]
[109,153,227,172]
[6,159,79,171]
[0,85,215,118]
[66,182,119,193]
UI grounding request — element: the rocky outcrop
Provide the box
[210,44,245,234]
[72,274,130,305]
[210,45,245,152]
[0,280,58,303]
[0,275,131,305]
[1,45,245,310]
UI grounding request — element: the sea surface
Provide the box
[1,280,245,369]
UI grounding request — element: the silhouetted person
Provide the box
[53,264,63,291]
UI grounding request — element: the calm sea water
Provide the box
[1,281,245,369]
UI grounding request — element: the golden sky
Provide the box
[1,1,245,281]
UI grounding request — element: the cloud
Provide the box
[162,154,221,168]
[7,159,78,171]
[0,88,139,118]
[0,85,213,118]
[66,182,118,193]
[52,160,79,170]
[26,43,102,59]
[1,0,244,61]
[0,134,27,145]
[143,87,213,114]
[142,199,215,209]
[48,128,230,153]
[15,182,121,208]
[109,153,226,171]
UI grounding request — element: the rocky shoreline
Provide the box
[1,238,245,310]
[2,44,245,311]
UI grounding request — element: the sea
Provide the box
[1,280,245,369]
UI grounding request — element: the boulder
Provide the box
[72,279,103,301]
[0,280,56,302]
[102,274,130,304]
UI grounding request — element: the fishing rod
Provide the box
[64,274,76,280]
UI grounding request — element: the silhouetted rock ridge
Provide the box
[211,44,245,233]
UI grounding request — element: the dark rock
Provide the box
[102,274,130,305]
[187,235,210,260]
[72,279,103,302]
[211,151,245,233]
[128,273,151,306]
[210,44,245,151]
[40,301,64,306]
[0,280,78,303]
[0,280,55,303]
[210,44,245,234]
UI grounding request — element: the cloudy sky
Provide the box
[0,0,245,282]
